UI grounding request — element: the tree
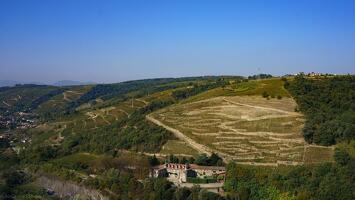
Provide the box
[334,149,350,166]
[188,157,195,164]
[195,154,209,166]
[199,189,224,200]
[286,75,355,145]
[3,170,29,187]
[168,154,179,163]
[209,153,223,166]
[180,157,188,164]
[148,155,160,166]
[174,187,191,200]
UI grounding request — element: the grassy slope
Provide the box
[159,140,200,156]
[183,78,290,103]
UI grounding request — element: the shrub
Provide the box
[334,149,350,166]
[262,91,269,98]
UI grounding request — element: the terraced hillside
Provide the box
[35,85,92,116]
[19,77,232,154]
[149,80,334,166]
[2,76,352,200]
[30,98,148,146]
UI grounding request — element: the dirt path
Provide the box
[147,114,305,166]
[222,97,301,116]
[146,114,213,156]
[101,115,110,125]
[63,90,83,102]
[2,101,10,107]
[146,114,248,164]
[63,92,71,101]
[148,96,335,166]
[118,109,130,117]
[136,98,148,105]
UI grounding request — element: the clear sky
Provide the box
[1,0,355,83]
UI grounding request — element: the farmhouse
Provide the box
[150,163,226,183]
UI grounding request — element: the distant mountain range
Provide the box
[0,80,95,87]
[0,80,44,87]
[52,80,96,86]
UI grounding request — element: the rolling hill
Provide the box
[0,75,354,200]
[148,78,334,166]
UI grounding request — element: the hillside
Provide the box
[0,75,354,200]
[148,78,334,166]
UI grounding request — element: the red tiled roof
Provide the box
[151,163,226,171]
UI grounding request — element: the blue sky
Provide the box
[1,0,355,83]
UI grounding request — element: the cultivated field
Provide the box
[36,85,92,113]
[149,96,333,166]
[159,140,200,157]
[31,98,147,145]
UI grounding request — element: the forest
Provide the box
[286,75,355,145]
[171,79,230,100]
[224,146,354,200]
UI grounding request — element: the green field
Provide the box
[159,140,199,156]
[183,78,290,103]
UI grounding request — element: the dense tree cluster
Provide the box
[0,169,54,200]
[285,75,355,145]
[225,151,355,200]
[172,80,229,100]
[248,74,273,80]
[30,89,65,110]
[194,153,224,166]
[148,153,223,167]
[0,138,10,149]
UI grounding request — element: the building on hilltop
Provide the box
[150,163,226,183]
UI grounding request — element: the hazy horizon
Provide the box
[1,0,355,83]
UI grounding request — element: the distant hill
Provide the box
[0,80,19,87]
[0,80,44,87]
[53,80,96,86]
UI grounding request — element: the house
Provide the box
[150,163,226,183]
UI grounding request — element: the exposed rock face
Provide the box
[35,175,108,200]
